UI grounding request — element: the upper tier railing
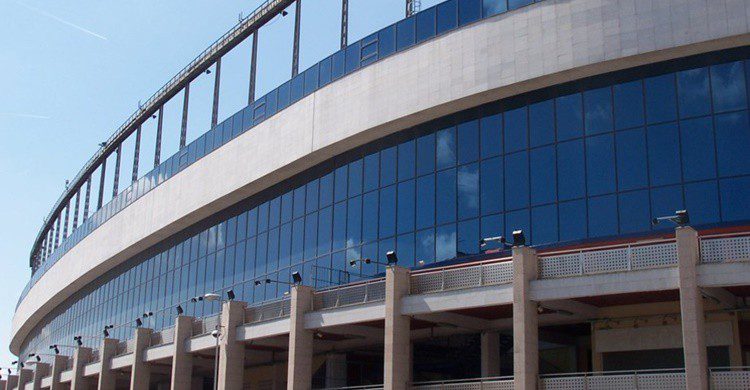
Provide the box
[29,0,294,267]
[21,0,548,309]
[313,278,386,311]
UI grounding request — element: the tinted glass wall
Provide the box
[20,54,750,358]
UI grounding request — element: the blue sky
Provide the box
[0,0,444,364]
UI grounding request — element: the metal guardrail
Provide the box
[537,240,678,279]
[700,234,750,264]
[709,366,750,389]
[411,377,514,390]
[115,339,134,356]
[244,297,291,324]
[410,260,513,295]
[29,0,293,265]
[149,325,175,346]
[89,349,100,364]
[194,313,221,336]
[313,279,386,310]
[538,369,686,389]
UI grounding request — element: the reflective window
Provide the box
[529,100,554,147]
[711,61,747,113]
[677,67,710,118]
[616,128,648,191]
[645,74,677,124]
[680,117,716,181]
[584,87,613,135]
[586,134,615,196]
[715,111,750,177]
[648,123,681,186]
[556,93,583,141]
[436,0,458,34]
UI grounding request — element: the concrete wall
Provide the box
[12,0,750,354]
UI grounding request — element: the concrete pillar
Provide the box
[16,369,32,390]
[218,300,247,390]
[171,316,196,390]
[130,328,153,390]
[512,246,538,390]
[676,226,708,390]
[481,331,501,377]
[49,355,68,390]
[0,381,5,390]
[31,362,50,390]
[97,338,119,390]
[325,353,347,388]
[730,313,743,367]
[5,375,17,390]
[288,286,314,390]
[384,266,411,390]
[70,347,92,390]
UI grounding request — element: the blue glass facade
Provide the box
[19,53,750,358]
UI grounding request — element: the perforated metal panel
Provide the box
[410,271,444,294]
[313,279,386,310]
[582,248,629,274]
[89,349,100,364]
[631,242,677,269]
[538,253,581,279]
[634,372,685,389]
[150,325,175,346]
[412,378,513,390]
[538,376,585,389]
[701,236,750,263]
[483,262,514,285]
[115,340,129,356]
[710,370,750,389]
[443,266,482,291]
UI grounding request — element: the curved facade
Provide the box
[11,0,750,387]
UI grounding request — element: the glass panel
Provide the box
[559,199,586,242]
[435,224,457,261]
[685,181,719,225]
[436,127,457,169]
[457,120,480,164]
[334,165,348,202]
[645,73,677,124]
[349,159,363,196]
[417,133,436,176]
[529,100,554,147]
[677,67,711,118]
[530,145,556,205]
[588,194,617,237]
[480,113,502,158]
[436,0,458,34]
[458,0,481,26]
[715,110,750,177]
[397,181,415,234]
[379,185,397,238]
[381,146,397,186]
[618,190,651,234]
[416,7,436,43]
[556,93,583,141]
[378,25,397,58]
[584,87,613,135]
[614,80,645,130]
[647,122,681,186]
[364,152,380,192]
[504,152,528,210]
[508,0,533,10]
[458,163,479,219]
[680,117,716,181]
[557,140,585,201]
[398,140,416,181]
[436,168,457,225]
[416,174,436,230]
[481,157,503,215]
[531,204,557,245]
[505,107,527,153]
[396,17,416,51]
[712,60,747,113]
[586,134,616,196]
[483,0,508,17]
[615,128,648,191]
[719,177,750,222]
[457,219,479,256]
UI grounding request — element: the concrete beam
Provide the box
[412,312,492,331]
[541,299,599,319]
[700,287,738,310]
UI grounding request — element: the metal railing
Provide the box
[411,377,514,390]
[709,366,750,389]
[700,233,750,264]
[115,339,133,356]
[318,385,384,390]
[410,259,513,295]
[193,313,221,336]
[30,0,292,265]
[89,349,100,364]
[149,325,175,346]
[538,368,686,389]
[244,297,291,324]
[313,278,386,310]
[537,240,678,279]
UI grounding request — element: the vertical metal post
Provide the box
[112,144,122,198]
[180,85,190,149]
[46,229,53,258]
[406,0,416,17]
[83,177,92,221]
[97,159,107,210]
[73,190,81,229]
[292,0,302,77]
[340,0,348,49]
[211,58,222,128]
[62,203,70,239]
[53,216,61,248]
[155,106,164,166]
[132,126,141,182]
[248,32,259,104]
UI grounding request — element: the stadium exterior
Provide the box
[9,0,750,389]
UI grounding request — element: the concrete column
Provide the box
[70,347,92,390]
[49,355,68,390]
[16,369,32,390]
[130,328,153,390]
[325,353,347,388]
[97,338,119,390]
[5,375,17,390]
[218,300,247,390]
[676,226,708,390]
[171,316,196,390]
[512,246,538,390]
[384,266,411,390]
[481,331,501,377]
[288,286,314,390]
[0,381,5,390]
[31,363,50,390]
